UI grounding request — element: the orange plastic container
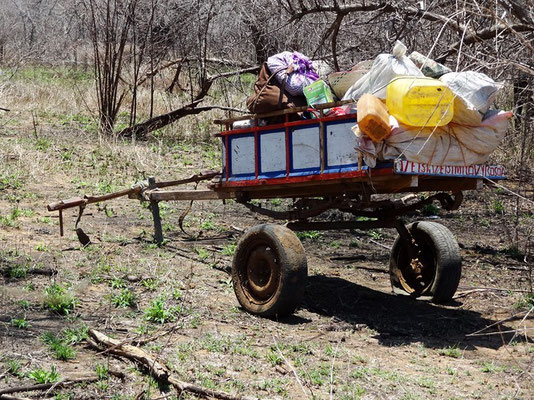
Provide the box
[386,76,454,127]
[357,93,391,142]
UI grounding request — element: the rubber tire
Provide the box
[389,221,461,303]
[232,224,308,318]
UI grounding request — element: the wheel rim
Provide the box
[241,241,280,303]
[394,233,437,296]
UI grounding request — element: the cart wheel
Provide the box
[232,224,307,318]
[389,221,461,303]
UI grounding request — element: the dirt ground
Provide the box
[0,126,533,400]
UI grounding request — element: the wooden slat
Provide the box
[213,100,354,125]
[148,190,235,201]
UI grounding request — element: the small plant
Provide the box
[422,203,440,216]
[266,347,283,366]
[296,230,322,241]
[172,288,183,300]
[61,324,89,344]
[492,199,504,215]
[43,283,78,315]
[200,219,215,231]
[368,230,383,240]
[221,243,237,256]
[439,344,461,358]
[7,265,28,279]
[141,278,158,291]
[95,363,109,380]
[11,317,30,329]
[28,365,60,384]
[41,332,76,360]
[109,277,127,289]
[329,240,341,249]
[35,242,50,252]
[6,358,22,376]
[144,297,177,323]
[111,288,136,308]
[515,293,534,310]
[195,247,210,261]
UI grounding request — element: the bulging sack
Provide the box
[246,63,307,114]
[266,51,319,96]
[343,41,423,101]
[355,97,513,167]
[440,71,503,114]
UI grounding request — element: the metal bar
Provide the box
[319,117,325,173]
[286,219,397,231]
[59,209,64,237]
[148,177,164,245]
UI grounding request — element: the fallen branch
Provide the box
[454,287,530,299]
[0,107,10,112]
[88,329,259,400]
[0,395,33,400]
[0,376,99,396]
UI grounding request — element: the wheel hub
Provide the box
[246,245,278,300]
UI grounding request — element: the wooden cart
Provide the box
[48,101,506,318]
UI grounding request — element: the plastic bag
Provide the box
[355,98,512,167]
[440,71,503,114]
[409,51,451,78]
[266,51,319,96]
[342,41,423,101]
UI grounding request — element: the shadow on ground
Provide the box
[301,274,530,350]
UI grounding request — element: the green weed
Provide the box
[266,347,283,366]
[221,243,237,256]
[43,283,78,315]
[11,317,30,329]
[41,332,76,360]
[111,288,136,308]
[492,199,504,215]
[61,324,89,344]
[7,265,28,279]
[109,277,127,289]
[5,358,22,376]
[296,230,322,241]
[515,293,534,310]
[439,345,462,358]
[28,365,60,384]
[0,172,24,190]
[144,297,177,323]
[95,363,109,380]
[141,278,158,291]
[195,247,210,261]
[422,203,440,216]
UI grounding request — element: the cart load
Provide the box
[47,42,511,320]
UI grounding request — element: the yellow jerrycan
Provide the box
[386,76,454,127]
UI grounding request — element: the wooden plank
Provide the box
[213,100,354,125]
[148,189,235,201]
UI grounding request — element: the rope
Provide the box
[484,178,534,205]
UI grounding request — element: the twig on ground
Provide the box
[0,376,99,396]
[508,305,534,345]
[272,334,310,399]
[454,287,530,299]
[88,329,259,400]
[0,395,33,400]
[329,340,340,400]
[466,310,533,337]
[369,239,391,250]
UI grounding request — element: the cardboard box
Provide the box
[303,79,334,107]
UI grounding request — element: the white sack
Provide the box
[342,41,423,101]
[354,98,513,167]
[440,71,503,114]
